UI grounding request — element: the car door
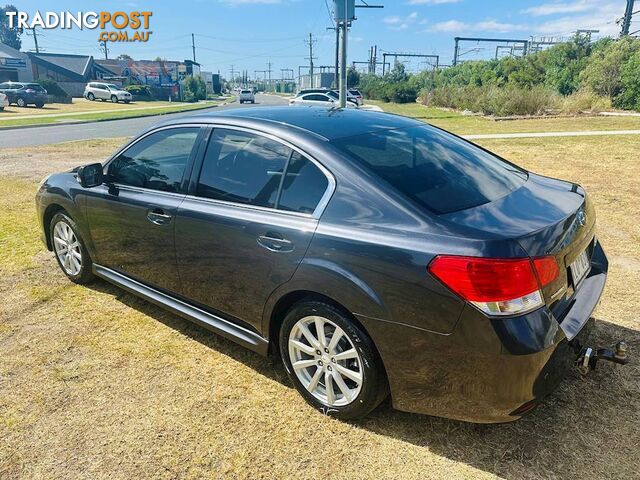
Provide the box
[84,126,204,293]
[174,127,333,332]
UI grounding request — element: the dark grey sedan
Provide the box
[35,107,626,422]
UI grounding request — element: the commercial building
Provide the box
[0,43,33,82]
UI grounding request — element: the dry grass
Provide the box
[0,136,639,479]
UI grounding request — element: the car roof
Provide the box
[164,106,423,141]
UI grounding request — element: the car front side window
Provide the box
[108,127,200,193]
[196,129,290,208]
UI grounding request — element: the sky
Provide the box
[9,0,635,79]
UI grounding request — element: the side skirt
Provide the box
[93,264,269,356]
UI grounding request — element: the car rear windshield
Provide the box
[241,90,252,94]
[332,126,528,214]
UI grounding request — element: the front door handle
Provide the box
[147,208,173,225]
[257,232,294,253]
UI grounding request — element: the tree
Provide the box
[346,66,360,87]
[386,62,409,83]
[117,54,133,60]
[0,5,21,50]
[615,50,640,110]
[181,75,206,102]
[544,36,592,95]
[580,36,640,98]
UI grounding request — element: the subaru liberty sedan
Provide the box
[35,107,627,422]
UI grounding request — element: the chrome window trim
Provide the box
[111,184,187,199]
[104,122,336,220]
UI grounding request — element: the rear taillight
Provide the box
[428,255,559,316]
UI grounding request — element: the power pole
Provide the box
[620,0,636,36]
[99,39,109,60]
[266,61,273,92]
[191,33,197,62]
[305,33,317,88]
[339,21,348,107]
[28,27,40,53]
[230,65,236,88]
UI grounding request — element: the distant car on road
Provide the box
[0,92,8,111]
[239,90,256,104]
[84,82,132,104]
[0,82,48,108]
[290,92,357,108]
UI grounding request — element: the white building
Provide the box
[0,43,33,82]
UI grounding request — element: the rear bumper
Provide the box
[358,241,608,423]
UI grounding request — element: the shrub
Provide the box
[422,85,560,116]
[124,84,152,97]
[180,75,206,102]
[36,78,69,99]
[561,89,611,114]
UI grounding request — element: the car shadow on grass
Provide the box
[86,278,639,478]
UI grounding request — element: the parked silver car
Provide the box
[84,82,132,103]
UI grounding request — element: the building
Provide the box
[298,72,334,90]
[27,52,112,97]
[200,71,222,95]
[0,43,33,82]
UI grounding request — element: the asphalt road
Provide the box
[0,94,288,148]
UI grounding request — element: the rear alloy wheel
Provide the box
[111,95,118,103]
[16,97,26,107]
[280,301,388,420]
[50,212,94,284]
[87,92,95,101]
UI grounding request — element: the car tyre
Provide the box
[124,100,130,104]
[87,92,95,101]
[279,300,388,420]
[49,212,95,284]
[110,95,118,103]
[35,102,44,108]
[16,97,26,107]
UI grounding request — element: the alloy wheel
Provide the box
[53,221,83,276]
[288,315,363,407]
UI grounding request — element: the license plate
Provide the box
[570,249,590,287]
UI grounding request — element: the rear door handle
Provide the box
[147,207,173,225]
[257,232,294,253]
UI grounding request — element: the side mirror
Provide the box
[77,163,104,188]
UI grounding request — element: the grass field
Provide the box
[1,133,638,479]
[0,98,227,128]
[369,100,640,135]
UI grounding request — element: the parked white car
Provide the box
[239,90,255,104]
[289,92,357,108]
[84,82,132,103]
[348,89,364,106]
[0,92,8,111]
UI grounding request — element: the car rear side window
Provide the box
[278,152,328,214]
[108,127,200,193]
[333,125,527,214]
[197,129,289,208]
